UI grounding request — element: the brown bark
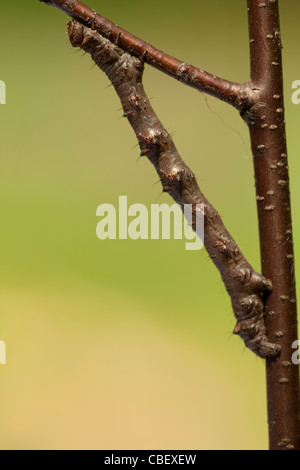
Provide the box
[246,0,300,450]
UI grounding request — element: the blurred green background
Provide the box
[0,0,299,450]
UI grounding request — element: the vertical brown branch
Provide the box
[247,0,300,450]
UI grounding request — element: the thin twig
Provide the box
[39,0,243,107]
[68,21,281,359]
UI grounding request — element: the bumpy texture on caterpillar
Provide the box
[68,21,281,359]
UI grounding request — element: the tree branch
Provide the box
[67,21,281,359]
[246,0,300,450]
[39,0,243,107]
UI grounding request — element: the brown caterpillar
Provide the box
[67,21,281,359]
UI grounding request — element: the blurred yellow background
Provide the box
[0,0,299,450]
